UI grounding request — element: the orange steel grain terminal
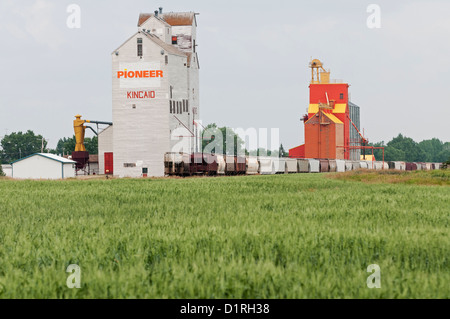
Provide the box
[289,59,364,160]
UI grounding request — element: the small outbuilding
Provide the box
[11,153,77,180]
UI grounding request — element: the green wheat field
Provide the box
[0,171,448,298]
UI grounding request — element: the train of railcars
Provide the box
[164,153,443,177]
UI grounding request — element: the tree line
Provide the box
[0,130,97,164]
[369,134,450,163]
[0,129,448,165]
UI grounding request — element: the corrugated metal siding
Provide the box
[348,102,361,161]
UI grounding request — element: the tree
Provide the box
[434,142,450,163]
[279,144,288,158]
[53,136,98,155]
[442,157,450,169]
[0,130,48,163]
[418,138,444,162]
[248,148,273,156]
[368,141,385,161]
[384,146,405,162]
[387,134,425,162]
[202,123,244,156]
[0,164,4,177]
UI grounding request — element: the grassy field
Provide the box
[329,169,450,186]
[0,172,448,299]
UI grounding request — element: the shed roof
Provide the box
[11,153,77,165]
[305,111,343,125]
[89,155,98,163]
[138,13,171,27]
[138,12,196,27]
[141,31,188,58]
[323,112,343,124]
[112,31,189,58]
[162,12,196,26]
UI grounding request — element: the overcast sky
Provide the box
[0,0,449,149]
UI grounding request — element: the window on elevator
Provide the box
[137,38,143,57]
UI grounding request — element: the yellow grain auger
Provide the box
[73,115,112,173]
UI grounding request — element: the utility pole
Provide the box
[41,137,44,153]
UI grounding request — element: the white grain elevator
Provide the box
[99,8,201,177]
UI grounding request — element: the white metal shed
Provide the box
[11,153,77,180]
